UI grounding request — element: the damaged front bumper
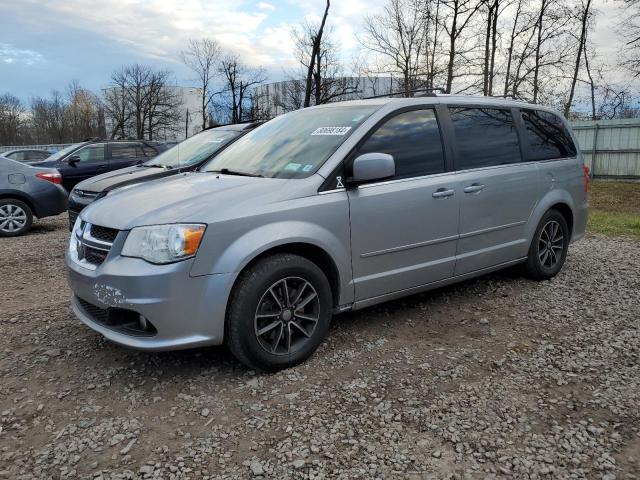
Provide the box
[66,250,233,351]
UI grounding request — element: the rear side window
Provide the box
[28,151,49,160]
[142,145,159,157]
[357,109,445,179]
[76,144,105,162]
[449,107,521,169]
[522,109,577,160]
[111,143,138,160]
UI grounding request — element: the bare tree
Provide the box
[300,0,331,107]
[361,0,428,95]
[291,20,360,107]
[0,94,26,145]
[618,0,640,76]
[564,0,594,116]
[218,53,267,123]
[145,72,182,140]
[67,80,105,141]
[104,69,132,139]
[104,65,181,140]
[440,0,484,93]
[180,38,222,130]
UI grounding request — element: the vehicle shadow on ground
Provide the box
[83,267,526,381]
[25,222,63,235]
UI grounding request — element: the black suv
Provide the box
[67,123,259,229]
[32,139,167,191]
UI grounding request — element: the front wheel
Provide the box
[226,254,333,371]
[523,209,569,280]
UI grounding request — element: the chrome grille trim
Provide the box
[73,221,118,269]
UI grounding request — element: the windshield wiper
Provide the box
[143,164,173,169]
[209,168,263,178]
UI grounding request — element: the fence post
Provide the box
[590,123,599,179]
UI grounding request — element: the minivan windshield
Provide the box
[144,128,242,169]
[202,105,379,179]
[47,143,82,161]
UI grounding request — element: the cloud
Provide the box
[0,43,44,66]
[257,2,275,10]
[4,0,273,66]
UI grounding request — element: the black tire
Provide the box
[0,199,33,237]
[226,253,333,372]
[523,209,569,280]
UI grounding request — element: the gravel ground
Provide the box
[0,214,639,480]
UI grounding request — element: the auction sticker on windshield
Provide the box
[311,126,352,136]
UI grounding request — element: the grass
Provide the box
[587,180,640,238]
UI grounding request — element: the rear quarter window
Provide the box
[521,110,577,160]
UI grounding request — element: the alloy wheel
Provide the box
[538,220,564,269]
[0,204,28,234]
[254,277,320,355]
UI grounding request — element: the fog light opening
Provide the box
[139,315,148,330]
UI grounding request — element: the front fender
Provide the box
[190,194,354,305]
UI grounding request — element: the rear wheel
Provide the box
[523,209,569,280]
[0,199,33,237]
[226,254,333,371]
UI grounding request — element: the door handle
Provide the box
[432,188,455,198]
[463,183,485,194]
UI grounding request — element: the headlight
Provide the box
[69,217,81,257]
[121,224,206,264]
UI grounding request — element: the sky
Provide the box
[0,0,630,102]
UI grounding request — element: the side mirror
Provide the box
[349,153,395,185]
[67,155,80,166]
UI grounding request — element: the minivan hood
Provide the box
[81,172,306,230]
[74,165,176,193]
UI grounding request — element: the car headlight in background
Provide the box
[121,224,206,264]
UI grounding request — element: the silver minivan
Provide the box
[66,95,589,371]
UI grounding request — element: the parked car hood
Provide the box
[74,165,176,193]
[81,172,306,230]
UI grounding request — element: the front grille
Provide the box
[90,225,119,243]
[74,222,119,268]
[75,296,157,337]
[84,246,108,265]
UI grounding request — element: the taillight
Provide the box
[36,172,62,185]
[582,165,590,193]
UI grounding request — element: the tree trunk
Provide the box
[564,0,592,117]
[446,0,458,93]
[533,0,545,104]
[488,0,499,95]
[304,0,330,107]
[583,38,596,120]
[503,0,521,96]
[483,1,493,95]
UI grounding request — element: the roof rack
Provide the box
[487,94,526,101]
[363,88,447,100]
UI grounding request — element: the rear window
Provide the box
[111,143,139,160]
[449,107,521,170]
[521,109,577,160]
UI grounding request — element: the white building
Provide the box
[160,86,202,142]
[252,77,399,119]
